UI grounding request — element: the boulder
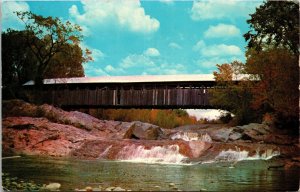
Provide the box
[2,100,114,132]
[38,104,109,131]
[233,123,297,144]
[238,123,271,139]
[209,128,233,142]
[2,117,100,156]
[113,187,126,191]
[228,132,243,141]
[123,121,164,140]
[44,183,61,191]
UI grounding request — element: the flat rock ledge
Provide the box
[2,100,299,169]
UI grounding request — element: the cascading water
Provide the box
[215,149,250,162]
[116,144,188,164]
[171,132,212,142]
[203,148,280,164]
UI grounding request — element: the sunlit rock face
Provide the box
[2,100,299,167]
[2,117,101,156]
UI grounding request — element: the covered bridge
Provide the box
[24,74,224,109]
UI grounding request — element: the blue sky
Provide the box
[2,0,263,77]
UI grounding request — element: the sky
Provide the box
[2,0,263,77]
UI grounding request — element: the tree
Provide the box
[244,0,299,128]
[2,30,37,98]
[15,11,89,85]
[246,48,298,127]
[210,61,257,125]
[44,44,86,78]
[213,64,233,82]
[244,1,299,55]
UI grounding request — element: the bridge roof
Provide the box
[24,74,218,85]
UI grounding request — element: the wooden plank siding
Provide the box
[29,84,215,108]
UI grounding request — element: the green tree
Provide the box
[2,29,37,98]
[244,0,299,55]
[15,11,89,85]
[2,12,92,99]
[244,0,299,128]
[44,44,86,78]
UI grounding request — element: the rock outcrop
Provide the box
[123,121,164,140]
[2,100,299,167]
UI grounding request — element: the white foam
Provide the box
[171,132,212,142]
[203,148,280,164]
[116,145,188,164]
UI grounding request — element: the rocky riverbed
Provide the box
[2,100,300,169]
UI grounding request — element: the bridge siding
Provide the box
[33,85,212,108]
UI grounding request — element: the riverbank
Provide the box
[2,100,299,168]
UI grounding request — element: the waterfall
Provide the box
[116,144,188,164]
[215,149,250,162]
[171,132,212,142]
[204,148,280,163]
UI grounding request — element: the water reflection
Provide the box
[2,156,299,191]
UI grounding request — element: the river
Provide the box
[2,156,299,191]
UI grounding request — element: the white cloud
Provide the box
[147,63,187,75]
[104,64,125,75]
[69,0,160,34]
[193,40,242,57]
[203,44,242,57]
[196,56,242,68]
[84,63,108,77]
[120,47,161,69]
[119,49,187,75]
[120,54,156,69]
[204,24,241,38]
[105,65,115,72]
[196,57,229,68]
[79,42,106,76]
[144,48,160,57]
[193,40,206,52]
[193,39,244,69]
[2,1,30,30]
[91,49,105,61]
[191,0,261,21]
[169,42,182,49]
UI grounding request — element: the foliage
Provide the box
[218,112,233,124]
[2,11,91,99]
[243,0,299,129]
[210,61,258,125]
[90,109,199,129]
[213,64,233,82]
[44,44,85,78]
[244,0,299,55]
[246,48,299,127]
[2,30,37,98]
[15,11,91,85]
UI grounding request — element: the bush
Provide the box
[89,109,201,129]
[219,113,232,124]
